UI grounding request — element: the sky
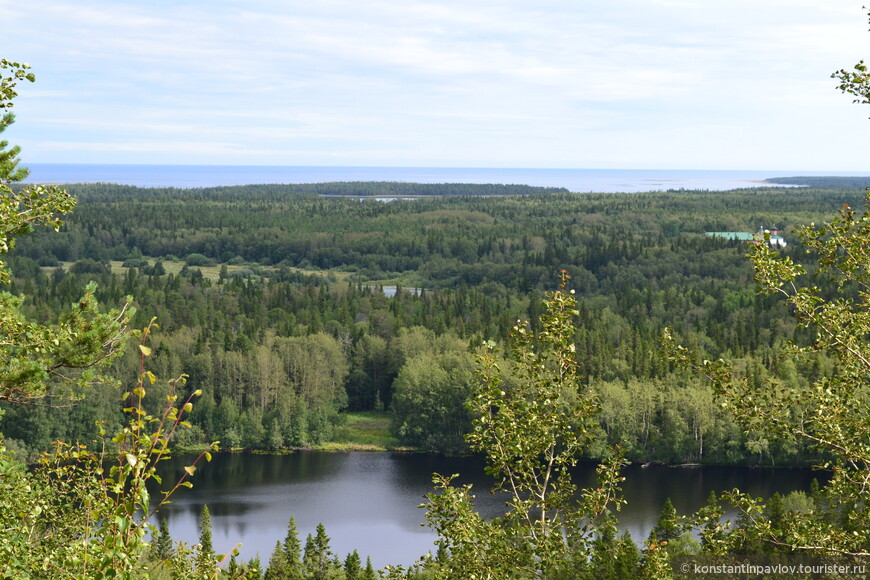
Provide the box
[2,0,869,170]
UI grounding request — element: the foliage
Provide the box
[0,323,218,578]
[6,146,868,463]
[663,196,870,562]
[0,112,28,183]
[196,505,216,575]
[0,281,132,404]
[0,59,35,112]
[390,330,475,453]
[0,69,219,576]
[832,11,870,109]
[422,273,625,578]
[0,64,133,406]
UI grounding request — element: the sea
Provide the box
[20,164,869,193]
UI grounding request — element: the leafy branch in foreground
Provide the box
[422,272,625,579]
[0,58,225,578]
[0,322,220,579]
[0,281,133,405]
[0,59,35,112]
[0,82,133,405]
[833,11,870,109]
[663,199,870,560]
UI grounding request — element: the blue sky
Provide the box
[2,0,869,170]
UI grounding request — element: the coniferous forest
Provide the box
[6,10,870,572]
[2,181,864,467]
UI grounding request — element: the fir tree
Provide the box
[282,516,305,580]
[344,550,361,580]
[227,553,242,579]
[153,513,173,562]
[265,540,289,579]
[195,504,216,575]
[245,554,263,579]
[361,556,378,580]
[586,526,641,579]
[303,523,333,580]
[647,497,683,545]
[0,112,28,183]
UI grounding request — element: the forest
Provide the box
[2,180,866,467]
[6,6,870,571]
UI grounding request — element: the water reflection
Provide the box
[154,451,826,569]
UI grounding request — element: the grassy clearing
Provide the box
[48,259,353,284]
[330,411,400,450]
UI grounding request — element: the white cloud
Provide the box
[4,0,870,169]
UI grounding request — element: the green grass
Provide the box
[47,259,353,284]
[330,411,400,451]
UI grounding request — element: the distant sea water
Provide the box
[21,164,868,193]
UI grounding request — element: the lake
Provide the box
[153,451,825,569]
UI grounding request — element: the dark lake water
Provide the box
[153,451,825,569]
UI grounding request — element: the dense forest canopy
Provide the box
[764,175,870,188]
[2,182,866,466]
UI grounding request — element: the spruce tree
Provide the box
[265,540,289,579]
[282,516,305,580]
[647,497,683,545]
[227,553,242,579]
[153,513,173,561]
[303,523,333,580]
[245,555,263,579]
[361,557,378,580]
[613,531,642,579]
[0,112,28,183]
[344,549,361,580]
[195,504,216,575]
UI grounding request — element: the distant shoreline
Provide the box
[23,163,867,192]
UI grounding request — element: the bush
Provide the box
[70,258,109,274]
[122,257,149,269]
[36,254,59,267]
[184,253,214,267]
[227,268,254,279]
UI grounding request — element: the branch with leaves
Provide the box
[424,272,625,579]
[663,196,870,560]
